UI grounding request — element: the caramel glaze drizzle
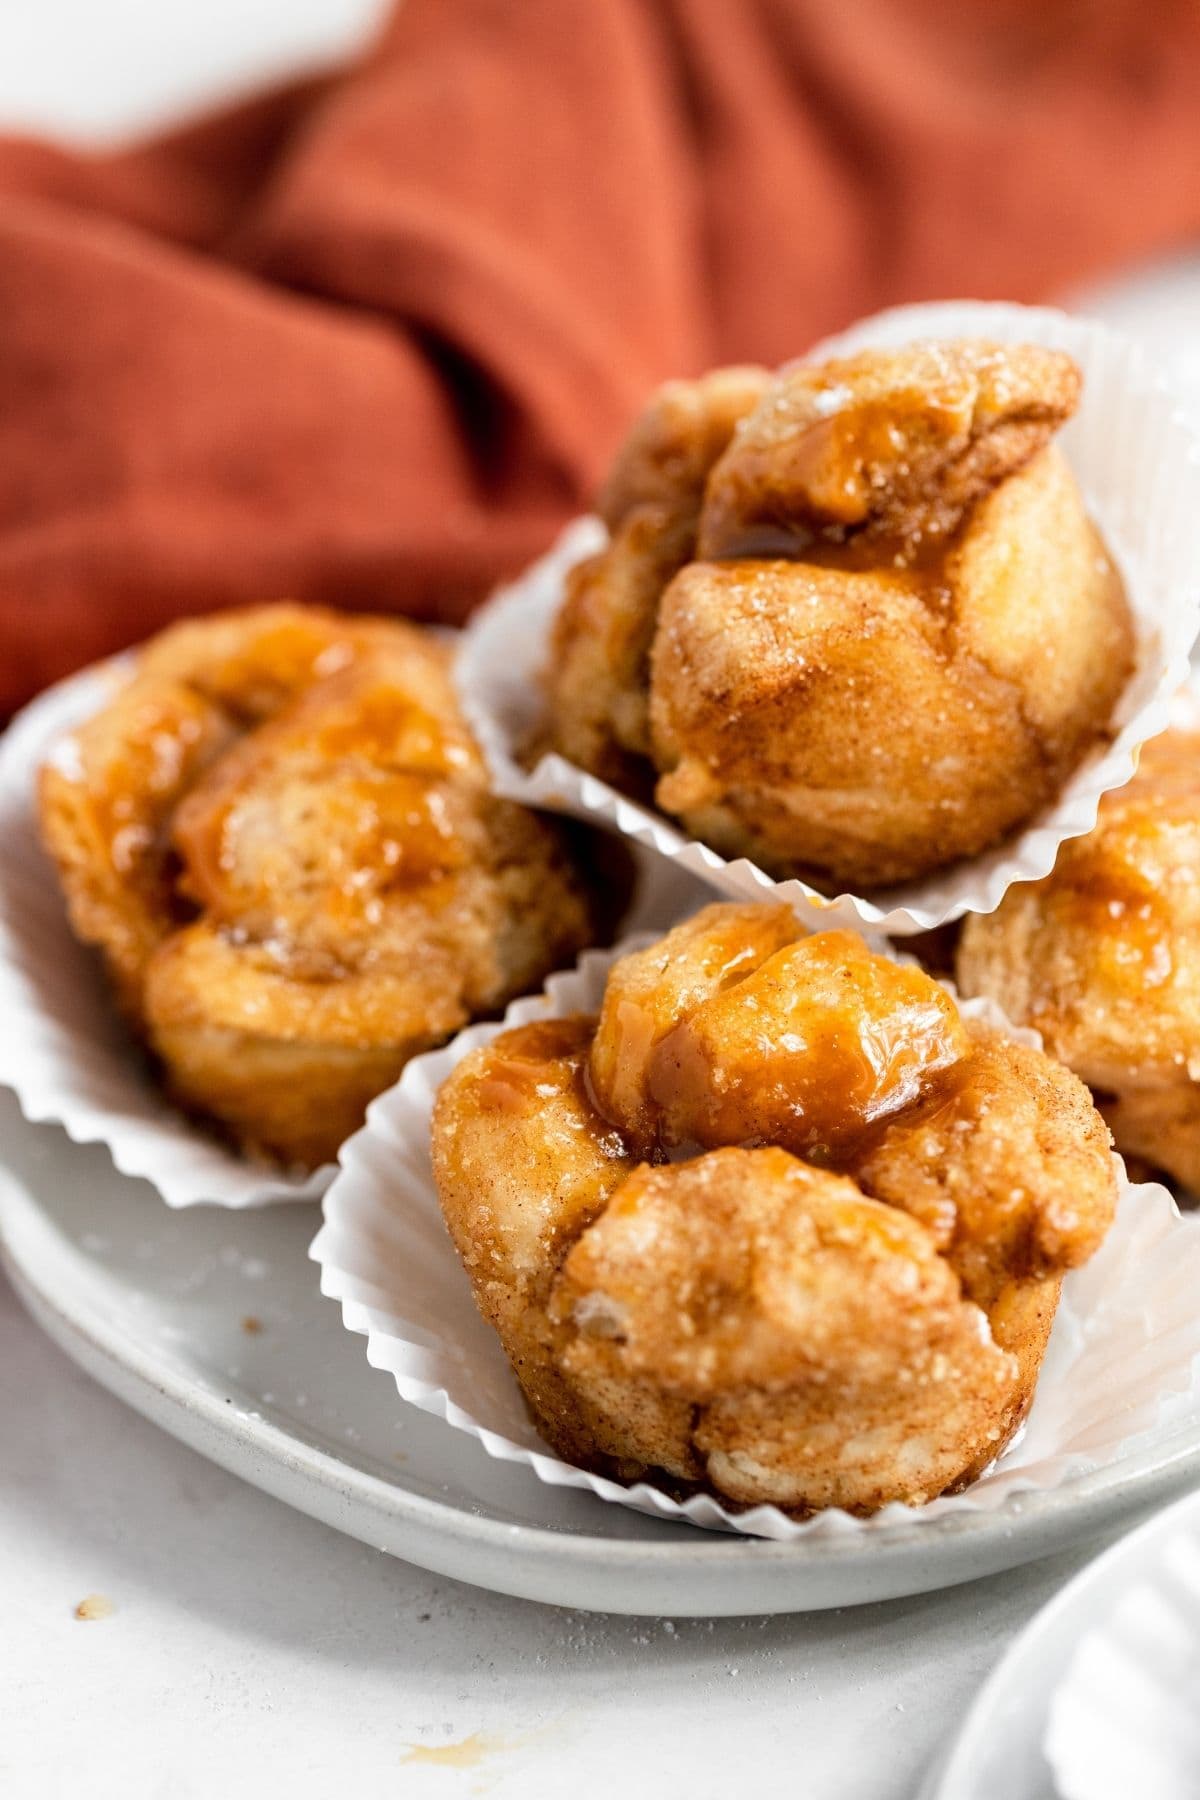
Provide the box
[705,521,958,615]
[484,1007,980,1180]
[592,1053,975,1178]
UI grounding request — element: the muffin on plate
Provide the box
[432,903,1117,1515]
[957,722,1200,1193]
[545,340,1134,890]
[39,604,611,1169]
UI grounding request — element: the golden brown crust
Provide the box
[432,905,1117,1514]
[545,341,1134,891]
[699,339,1081,556]
[1096,1087,1200,1195]
[39,603,603,1167]
[432,1015,640,1462]
[648,447,1132,888]
[856,1022,1116,1310]
[648,554,1034,887]
[553,1149,1020,1510]
[597,366,772,532]
[544,503,693,790]
[37,675,235,1021]
[543,368,769,790]
[957,726,1200,1191]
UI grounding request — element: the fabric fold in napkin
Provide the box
[2,0,1200,715]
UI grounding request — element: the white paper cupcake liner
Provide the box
[0,662,704,1210]
[1166,666,1200,730]
[456,299,1200,936]
[312,931,1200,1541]
[1045,1512,1200,1800]
[0,661,334,1208]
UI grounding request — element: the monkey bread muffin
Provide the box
[39,604,609,1168]
[432,903,1117,1515]
[545,341,1134,891]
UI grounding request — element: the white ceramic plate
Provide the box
[4,1088,1200,1617]
[921,1483,1200,1799]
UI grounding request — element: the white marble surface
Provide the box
[1,5,1199,1795]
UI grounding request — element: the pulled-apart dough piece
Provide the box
[598,365,772,532]
[553,1148,1023,1511]
[545,503,694,786]
[699,339,1081,556]
[957,727,1200,1190]
[590,905,966,1157]
[545,368,768,787]
[856,1023,1116,1311]
[433,1017,649,1463]
[588,901,803,1147]
[651,445,1131,888]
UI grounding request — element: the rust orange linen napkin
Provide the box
[1,0,1199,715]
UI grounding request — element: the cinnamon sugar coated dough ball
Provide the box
[545,340,1134,891]
[432,902,1117,1515]
[39,604,609,1169]
[957,725,1200,1192]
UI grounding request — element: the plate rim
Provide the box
[920,1480,1200,1797]
[6,1148,1200,1617]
